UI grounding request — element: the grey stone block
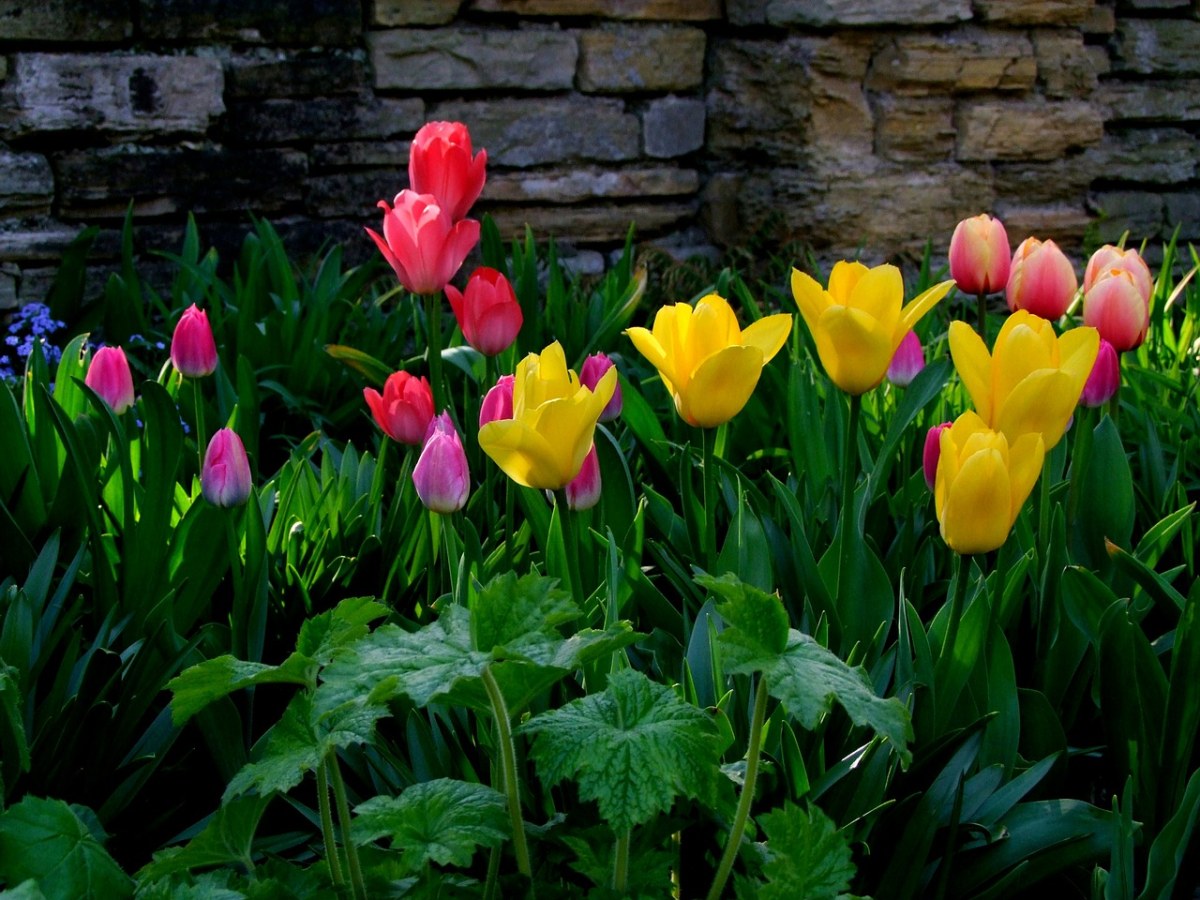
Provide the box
[643,96,705,158]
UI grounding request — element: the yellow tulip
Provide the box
[478,341,616,490]
[791,261,954,396]
[948,310,1098,450]
[936,411,1045,555]
[624,294,791,428]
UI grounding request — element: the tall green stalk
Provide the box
[483,666,532,878]
[554,488,583,605]
[612,828,631,894]
[326,749,366,900]
[976,291,988,340]
[936,552,972,687]
[317,758,344,888]
[425,291,445,412]
[836,394,862,608]
[701,426,718,572]
[192,377,206,478]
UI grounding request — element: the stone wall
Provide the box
[1,0,1197,309]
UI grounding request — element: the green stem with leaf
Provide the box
[613,828,631,894]
[554,488,583,605]
[425,291,445,413]
[192,376,206,478]
[327,749,366,900]
[936,552,971,686]
[483,665,532,879]
[317,758,345,888]
[706,676,769,900]
[836,394,862,609]
[701,425,718,572]
[976,291,988,339]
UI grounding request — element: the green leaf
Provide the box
[352,779,508,871]
[741,803,856,900]
[0,880,47,899]
[0,797,131,899]
[700,573,789,656]
[136,795,270,881]
[0,662,30,782]
[470,572,577,656]
[168,654,316,727]
[1140,766,1200,900]
[324,344,393,387]
[519,668,721,833]
[295,596,390,664]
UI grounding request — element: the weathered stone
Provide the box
[973,0,1093,25]
[369,28,577,91]
[223,97,424,145]
[0,0,131,42]
[725,0,768,25]
[54,145,308,219]
[3,54,224,139]
[226,50,367,99]
[311,141,411,170]
[0,150,54,216]
[992,159,1093,205]
[1033,30,1098,98]
[485,166,698,203]
[766,0,971,26]
[1083,128,1200,185]
[139,0,360,46]
[0,264,17,310]
[1086,190,1166,243]
[0,58,7,82]
[306,172,410,218]
[578,26,705,92]
[644,96,706,158]
[874,98,955,163]
[992,204,1093,249]
[0,223,92,262]
[1165,192,1200,240]
[867,29,1036,95]
[1080,2,1114,34]
[1113,19,1200,77]
[430,98,639,167]
[467,0,722,20]
[372,0,461,25]
[482,201,697,243]
[957,100,1103,161]
[1099,80,1200,123]
[1123,0,1191,8]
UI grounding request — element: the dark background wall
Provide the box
[1,0,1197,309]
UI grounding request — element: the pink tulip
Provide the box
[1005,237,1078,320]
[478,374,515,428]
[580,353,622,422]
[1079,339,1120,408]
[201,428,253,507]
[408,121,487,223]
[170,304,218,377]
[566,444,602,511]
[923,422,952,491]
[886,331,925,388]
[1083,269,1149,352]
[85,346,135,414]
[413,412,470,513]
[444,267,523,356]
[949,214,1011,295]
[364,371,435,446]
[366,190,480,296]
[1084,245,1153,302]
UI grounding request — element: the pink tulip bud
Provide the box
[85,346,135,414]
[479,374,515,428]
[202,428,253,507]
[886,331,925,388]
[364,371,435,445]
[579,353,622,422]
[170,304,218,377]
[444,267,523,356]
[1083,269,1148,352]
[413,412,470,513]
[1084,245,1153,302]
[923,422,952,491]
[366,190,480,296]
[565,444,602,511]
[949,214,1011,295]
[1005,237,1078,320]
[408,121,488,223]
[1079,339,1120,408]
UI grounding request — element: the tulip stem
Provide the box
[701,426,718,572]
[192,377,206,479]
[976,291,987,340]
[327,749,367,900]
[483,665,532,879]
[936,553,972,692]
[836,394,862,609]
[554,489,582,605]
[316,757,344,888]
[613,828,631,894]
[424,291,445,413]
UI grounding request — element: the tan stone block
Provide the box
[485,166,698,203]
[1033,30,1098,98]
[808,73,874,155]
[1080,2,1115,34]
[974,0,1094,25]
[467,0,722,20]
[578,25,705,92]
[874,98,955,163]
[867,29,1036,95]
[369,28,578,91]
[482,201,698,243]
[766,0,971,26]
[992,159,1093,205]
[992,204,1093,250]
[371,0,461,25]
[957,100,1103,161]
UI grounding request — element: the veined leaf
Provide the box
[469,572,577,655]
[519,668,721,834]
[136,795,270,881]
[295,596,390,664]
[736,802,856,900]
[168,654,316,727]
[700,572,789,656]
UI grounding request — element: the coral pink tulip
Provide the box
[201,428,253,507]
[949,214,1011,296]
[444,267,523,356]
[85,346,135,414]
[366,190,479,296]
[408,121,487,223]
[886,330,925,388]
[923,422,952,491]
[478,374,515,428]
[1005,237,1078,320]
[566,444,602,511]
[1083,269,1149,352]
[1079,339,1120,408]
[413,412,470,513]
[364,371,435,445]
[1084,245,1153,302]
[170,304,218,377]
[580,353,622,422]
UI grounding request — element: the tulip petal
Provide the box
[827,260,869,304]
[994,369,1078,449]
[691,295,742,365]
[948,321,993,425]
[682,345,764,427]
[479,418,564,489]
[625,325,675,392]
[815,306,894,395]
[1006,433,1045,518]
[523,393,600,486]
[993,320,1057,403]
[366,227,412,289]
[899,279,955,334]
[741,313,793,364]
[1056,326,1101,395]
[790,268,830,338]
[940,447,1014,555]
[848,264,903,327]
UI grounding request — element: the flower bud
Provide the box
[1084,245,1153,302]
[479,374,515,427]
[579,353,623,422]
[923,422,951,491]
[949,214,1011,296]
[413,412,470,513]
[886,330,925,388]
[408,121,487,223]
[364,371,435,445]
[565,444,602,511]
[445,267,523,357]
[202,428,253,508]
[85,346,135,414]
[1005,237,1078,320]
[1079,339,1120,408]
[1083,269,1149,352]
[170,304,218,377]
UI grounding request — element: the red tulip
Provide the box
[85,346,135,414]
[366,190,480,296]
[1079,339,1120,408]
[949,214,1010,295]
[1083,269,1149,351]
[170,304,218,377]
[580,353,622,422]
[566,444,602,511]
[413,412,470,513]
[478,374,515,428]
[1005,237,1078,320]
[444,267,523,356]
[886,330,925,388]
[1084,245,1153,302]
[364,371,435,445]
[201,428,252,508]
[923,422,952,491]
[408,121,487,223]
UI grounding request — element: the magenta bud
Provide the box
[923,421,952,491]
[566,444,602,511]
[886,331,925,388]
[170,304,219,377]
[85,346,136,414]
[478,374,515,428]
[1079,339,1120,408]
[202,428,253,507]
[580,353,622,422]
[413,412,470,513]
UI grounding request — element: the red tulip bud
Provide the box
[365,371,435,445]
[202,428,253,507]
[1079,339,1120,408]
[413,412,470,513]
[170,304,218,377]
[1083,269,1149,352]
[566,444,602,511]
[445,267,523,356]
[923,421,952,491]
[1006,237,1077,320]
[85,346,135,414]
[949,214,1011,295]
[580,353,623,422]
[479,374,515,428]
[886,331,925,388]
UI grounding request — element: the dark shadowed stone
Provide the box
[467,0,722,19]
[139,0,361,45]
[1086,191,1166,243]
[1099,80,1200,124]
[578,25,705,92]
[991,204,1092,250]
[222,97,425,145]
[481,201,698,244]
[311,141,411,171]
[226,50,368,99]
[485,166,699,203]
[306,171,413,218]
[1083,128,1200,185]
[1113,19,1200,77]
[0,149,54,216]
[369,28,577,91]
[643,96,706,158]
[372,0,461,25]
[0,0,131,42]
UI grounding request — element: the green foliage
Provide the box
[736,803,856,900]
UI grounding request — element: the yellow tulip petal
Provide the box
[940,448,1014,555]
[626,325,677,390]
[790,268,830,338]
[815,306,894,395]
[994,369,1078,448]
[948,321,994,425]
[741,313,793,364]
[588,365,618,413]
[527,393,600,486]
[1057,325,1101,395]
[848,264,903,326]
[681,345,764,427]
[993,321,1057,403]
[1006,433,1045,517]
[479,419,563,489]
[899,279,955,335]
[827,260,869,304]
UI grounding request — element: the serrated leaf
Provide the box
[352,779,508,871]
[169,654,316,727]
[296,596,390,664]
[0,880,47,899]
[136,795,270,881]
[739,803,856,900]
[519,668,721,833]
[470,572,577,656]
[721,629,912,765]
[0,797,132,899]
[700,573,789,656]
[134,870,248,900]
